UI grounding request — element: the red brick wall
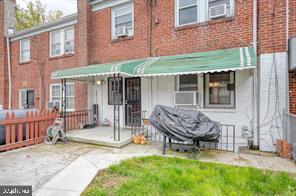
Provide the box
[89,0,150,64]
[289,0,296,38]
[9,26,87,111]
[151,0,253,56]
[0,0,6,108]
[89,0,254,63]
[257,0,287,54]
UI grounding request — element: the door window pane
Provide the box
[108,77,123,105]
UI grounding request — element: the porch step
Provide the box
[66,128,132,148]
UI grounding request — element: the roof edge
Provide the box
[9,13,77,41]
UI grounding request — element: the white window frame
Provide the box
[204,72,235,109]
[50,26,74,57]
[49,83,75,111]
[64,26,75,53]
[19,88,34,109]
[175,0,234,27]
[176,74,199,92]
[20,39,30,63]
[111,2,134,39]
[175,0,199,27]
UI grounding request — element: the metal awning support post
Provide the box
[113,73,121,141]
[61,79,67,131]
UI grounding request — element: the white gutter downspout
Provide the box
[286,0,289,115]
[253,0,259,147]
[6,37,12,110]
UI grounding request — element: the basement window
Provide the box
[20,39,30,62]
[19,89,34,109]
[50,26,74,57]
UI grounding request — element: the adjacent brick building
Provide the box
[0,0,294,151]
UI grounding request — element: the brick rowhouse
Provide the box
[0,0,294,114]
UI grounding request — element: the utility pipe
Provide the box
[6,37,12,110]
[253,0,260,148]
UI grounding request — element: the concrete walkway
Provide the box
[0,142,295,196]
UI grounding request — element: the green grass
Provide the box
[83,156,296,196]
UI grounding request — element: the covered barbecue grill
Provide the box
[149,105,222,155]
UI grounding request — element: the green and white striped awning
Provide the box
[51,47,256,80]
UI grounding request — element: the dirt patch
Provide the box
[90,170,128,190]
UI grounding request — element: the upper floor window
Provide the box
[20,39,30,62]
[50,26,74,57]
[112,2,134,39]
[176,0,198,26]
[175,0,234,27]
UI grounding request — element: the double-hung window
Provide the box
[19,89,34,109]
[204,72,235,108]
[178,74,198,91]
[50,30,62,57]
[50,26,74,57]
[64,27,74,53]
[175,0,234,26]
[50,83,75,111]
[176,0,198,26]
[20,39,30,62]
[112,2,134,39]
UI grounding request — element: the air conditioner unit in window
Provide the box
[209,4,227,19]
[47,101,60,110]
[115,26,127,37]
[174,91,199,106]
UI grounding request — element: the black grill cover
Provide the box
[149,105,221,143]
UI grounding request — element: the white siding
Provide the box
[259,52,288,152]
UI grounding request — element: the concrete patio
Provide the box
[0,142,295,196]
[66,126,132,148]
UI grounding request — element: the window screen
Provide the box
[179,74,198,91]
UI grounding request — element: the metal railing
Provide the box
[283,112,296,144]
[131,111,235,152]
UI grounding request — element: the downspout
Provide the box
[286,0,289,115]
[6,37,12,110]
[253,0,260,147]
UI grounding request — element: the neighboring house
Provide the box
[0,0,294,152]
[289,0,296,115]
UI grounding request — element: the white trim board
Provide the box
[91,0,133,12]
[9,14,77,41]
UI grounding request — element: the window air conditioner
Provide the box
[115,26,127,37]
[289,37,296,70]
[174,91,199,106]
[209,4,227,19]
[47,101,60,110]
